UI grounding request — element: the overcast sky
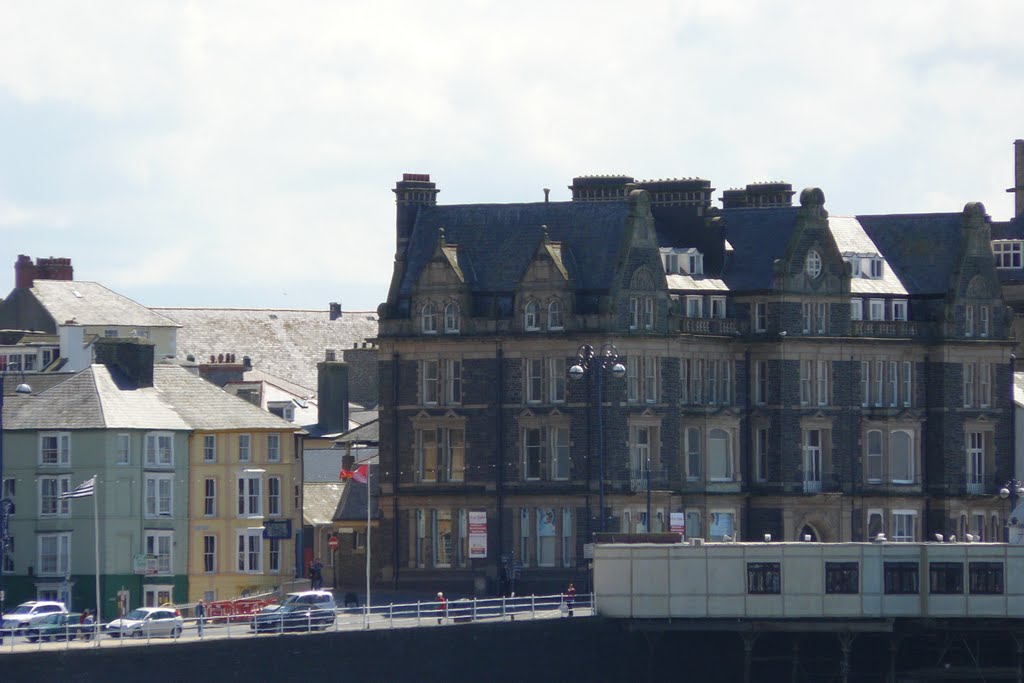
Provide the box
[1,1,1022,311]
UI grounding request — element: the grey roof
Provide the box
[855,213,963,295]
[336,463,378,522]
[153,307,378,392]
[32,281,181,328]
[665,274,728,292]
[304,448,345,483]
[4,363,295,432]
[829,215,908,296]
[336,419,379,445]
[399,201,633,299]
[303,482,345,526]
[720,207,800,290]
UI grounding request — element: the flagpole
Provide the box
[365,461,371,630]
[93,475,100,639]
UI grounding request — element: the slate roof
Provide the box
[665,274,729,292]
[303,482,345,526]
[336,460,378,522]
[856,213,963,296]
[31,280,181,328]
[153,307,378,392]
[304,448,345,483]
[399,201,633,299]
[829,216,908,296]
[336,419,379,445]
[720,207,800,290]
[3,363,296,432]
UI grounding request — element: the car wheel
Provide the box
[132,630,144,639]
[26,636,37,643]
[172,626,182,638]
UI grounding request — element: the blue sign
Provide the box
[263,519,292,539]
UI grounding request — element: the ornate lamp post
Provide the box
[999,479,1024,542]
[0,365,32,614]
[569,344,625,534]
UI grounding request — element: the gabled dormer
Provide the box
[412,227,471,335]
[515,226,574,334]
[947,203,1006,339]
[774,188,850,296]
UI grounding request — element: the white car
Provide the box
[104,607,183,639]
[1,601,68,635]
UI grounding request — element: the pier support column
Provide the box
[837,632,856,683]
[791,637,800,683]
[742,632,759,683]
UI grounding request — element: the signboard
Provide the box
[469,510,488,558]
[328,535,339,551]
[262,519,292,539]
[670,512,686,537]
[133,554,157,575]
[583,543,595,559]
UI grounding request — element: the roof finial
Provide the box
[541,224,550,243]
[438,226,446,246]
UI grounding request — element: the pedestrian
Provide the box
[195,599,206,637]
[566,583,576,617]
[79,609,89,625]
[436,592,446,625]
[81,609,95,641]
[310,558,324,590]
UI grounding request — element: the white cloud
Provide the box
[0,0,1022,307]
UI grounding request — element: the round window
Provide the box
[805,250,822,278]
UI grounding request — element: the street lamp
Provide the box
[568,344,625,534]
[0,364,32,614]
[999,480,1024,542]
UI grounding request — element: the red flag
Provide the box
[339,464,368,484]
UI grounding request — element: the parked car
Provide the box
[24,612,90,642]
[250,590,336,633]
[1,601,68,636]
[104,607,183,639]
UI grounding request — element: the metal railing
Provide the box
[0,593,593,653]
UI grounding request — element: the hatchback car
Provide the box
[1,601,68,635]
[24,613,88,642]
[104,607,183,639]
[250,590,336,633]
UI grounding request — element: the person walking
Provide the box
[436,592,447,625]
[310,558,324,590]
[195,599,207,637]
[565,583,576,617]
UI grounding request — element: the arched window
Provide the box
[890,431,913,483]
[524,300,540,331]
[421,303,438,334]
[444,302,460,334]
[708,428,731,481]
[548,300,563,330]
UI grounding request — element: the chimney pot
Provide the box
[543,188,550,202]
[325,349,336,362]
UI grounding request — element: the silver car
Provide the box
[104,607,184,639]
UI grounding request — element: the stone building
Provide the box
[375,172,1014,596]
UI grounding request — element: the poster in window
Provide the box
[670,512,686,537]
[469,510,488,558]
[710,512,734,540]
[538,508,556,537]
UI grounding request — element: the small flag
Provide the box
[61,476,96,499]
[339,464,368,484]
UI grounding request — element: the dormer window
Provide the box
[524,300,540,331]
[844,253,884,279]
[710,297,726,319]
[548,300,564,330]
[993,240,1023,269]
[660,247,703,275]
[869,258,884,279]
[444,302,460,334]
[421,303,438,334]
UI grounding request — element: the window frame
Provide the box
[421,302,438,334]
[444,302,460,334]
[39,432,71,467]
[144,473,174,518]
[145,431,174,467]
[746,562,782,594]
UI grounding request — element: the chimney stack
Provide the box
[393,173,439,258]
[94,338,155,388]
[14,255,74,289]
[1011,139,1024,219]
[543,188,550,202]
[329,302,342,320]
[317,359,350,434]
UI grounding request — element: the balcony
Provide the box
[679,318,744,336]
[626,466,670,492]
[803,480,822,493]
[851,320,923,338]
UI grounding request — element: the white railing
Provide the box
[0,593,593,653]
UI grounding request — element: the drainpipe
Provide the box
[496,345,505,592]
[392,350,401,589]
[743,346,752,542]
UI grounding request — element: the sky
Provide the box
[1,1,1022,312]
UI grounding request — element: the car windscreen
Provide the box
[124,609,150,620]
[8,605,35,615]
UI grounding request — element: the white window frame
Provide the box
[551,426,570,480]
[39,476,70,517]
[850,298,863,321]
[979,306,990,337]
[145,531,173,575]
[203,434,216,463]
[144,431,173,467]
[902,361,912,407]
[890,430,914,484]
[963,363,975,408]
[860,361,870,407]
[993,240,1023,269]
[710,296,726,320]
[116,433,130,465]
[892,510,917,542]
[708,428,732,482]
[203,535,216,573]
[237,475,262,517]
[268,476,282,517]
[524,300,540,331]
[39,432,70,467]
[816,360,829,407]
[237,530,262,573]
[643,297,655,329]
[238,433,251,463]
[869,258,884,279]
[549,358,566,404]
[967,431,984,491]
[869,299,885,321]
[548,300,564,331]
[526,358,544,404]
[629,297,639,330]
[755,360,767,405]
[980,363,992,408]
[685,296,703,318]
[888,361,898,408]
[37,533,70,577]
[421,302,438,334]
[805,250,822,278]
[444,359,462,405]
[144,473,173,518]
[965,305,975,337]
[269,538,281,573]
[755,302,767,332]
[866,430,883,483]
[755,427,769,482]
[422,360,439,405]
[892,299,908,322]
[444,302,460,334]
[815,302,827,334]
[203,478,216,517]
[267,433,280,463]
[803,429,822,491]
